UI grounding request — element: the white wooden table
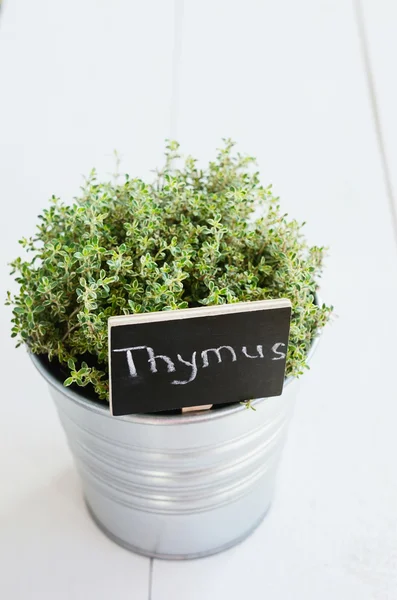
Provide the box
[1,1,396,598]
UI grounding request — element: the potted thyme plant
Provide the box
[7,141,331,558]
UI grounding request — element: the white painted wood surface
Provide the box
[1,1,397,599]
[0,0,174,598]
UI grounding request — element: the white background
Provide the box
[1,1,397,598]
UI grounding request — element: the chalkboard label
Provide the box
[108,299,291,416]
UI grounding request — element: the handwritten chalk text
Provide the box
[113,342,286,385]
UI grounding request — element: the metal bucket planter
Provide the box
[31,340,317,560]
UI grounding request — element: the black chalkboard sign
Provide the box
[108,299,291,416]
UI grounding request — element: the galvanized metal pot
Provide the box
[31,344,316,560]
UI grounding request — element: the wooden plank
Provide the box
[0,0,175,268]
[151,1,397,598]
[0,1,175,598]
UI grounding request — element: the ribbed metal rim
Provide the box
[30,334,320,426]
[29,295,322,426]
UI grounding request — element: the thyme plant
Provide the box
[7,141,331,402]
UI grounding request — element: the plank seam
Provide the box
[148,557,154,600]
[354,0,397,249]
